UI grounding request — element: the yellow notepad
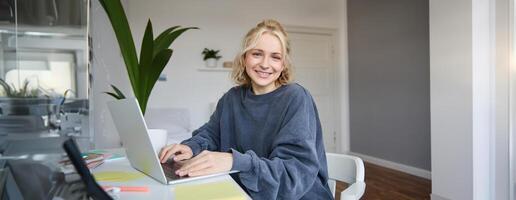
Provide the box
[92,171,144,182]
[175,181,246,200]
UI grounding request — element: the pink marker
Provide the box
[102,186,149,192]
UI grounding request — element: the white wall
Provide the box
[91,0,348,149]
[431,0,476,198]
[430,0,510,199]
[91,0,133,148]
[429,0,472,199]
[338,0,350,154]
[495,0,511,199]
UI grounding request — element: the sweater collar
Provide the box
[244,84,288,102]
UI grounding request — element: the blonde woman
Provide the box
[159,19,333,199]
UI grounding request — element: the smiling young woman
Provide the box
[232,20,293,95]
[159,19,333,199]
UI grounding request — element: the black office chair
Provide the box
[62,138,112,200]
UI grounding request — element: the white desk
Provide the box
[91,156,250,199]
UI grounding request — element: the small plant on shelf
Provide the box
[202,48,222,68]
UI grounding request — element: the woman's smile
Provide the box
[255,70,273,78]
[245,33,284,94]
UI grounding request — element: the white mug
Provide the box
[148,129,168,154]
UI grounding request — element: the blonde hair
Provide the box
[231,19,293,87]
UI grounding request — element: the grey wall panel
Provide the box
[348,0,430,170]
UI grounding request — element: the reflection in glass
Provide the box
[0,0,90,148]
[0,1,92,199]
[4,51,76,97]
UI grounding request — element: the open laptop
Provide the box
[107,98,236,185]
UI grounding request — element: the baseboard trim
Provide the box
[430,193,450,200]
[348,151,431,180]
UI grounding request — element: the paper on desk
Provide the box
[93,171,144,182]
[175,181,246,200]
[86,149,125,161]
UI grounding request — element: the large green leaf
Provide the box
[153,26,179,55]
[153,27,198,57]
[147,49,173,94]
[138,20,154,103]
[98,0,139,93]
[140,49,173,114]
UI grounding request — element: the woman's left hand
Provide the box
[176,150,233,177]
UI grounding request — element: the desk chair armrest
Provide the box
[340,181,366,200]
[354,157,365,182]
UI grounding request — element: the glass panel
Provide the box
[0,1,91,199]
[0,0,90,149]
[512,2,516,198]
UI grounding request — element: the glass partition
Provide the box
[512,1,516,198]
[0,0,90,149]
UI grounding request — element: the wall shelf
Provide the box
[197,67,231,72]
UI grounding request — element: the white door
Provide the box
[287,27,338,152]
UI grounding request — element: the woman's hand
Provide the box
[176,150,233,177]
[159,144,193,163]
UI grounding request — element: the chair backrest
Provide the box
[326,153,365,197]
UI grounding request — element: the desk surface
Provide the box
[91,156,250,200]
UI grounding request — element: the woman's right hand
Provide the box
[159,144,193,163]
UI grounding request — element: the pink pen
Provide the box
[102,186,149,192]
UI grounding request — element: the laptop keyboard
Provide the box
[161,163,182,180]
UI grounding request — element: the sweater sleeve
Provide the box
[230,89,320,199]
[181,95,224,156]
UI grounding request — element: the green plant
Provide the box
[99,0,197,115]
[0,79,39,98]
[202,48,222,61]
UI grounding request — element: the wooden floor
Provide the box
[335,162,431,200]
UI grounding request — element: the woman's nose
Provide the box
[259,56,270,69]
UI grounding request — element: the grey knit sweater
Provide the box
[181,83,333,199]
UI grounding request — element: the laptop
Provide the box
[107,98,236,184]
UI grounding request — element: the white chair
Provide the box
[326,153,366,200]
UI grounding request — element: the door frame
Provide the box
[285,25,342,153]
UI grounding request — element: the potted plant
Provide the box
[0,79,47,115]
[202,48,222,68]
[99,0,197,149]
[99,0,197,115]
[0,79,39,98]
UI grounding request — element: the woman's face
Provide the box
[244,33,284,94]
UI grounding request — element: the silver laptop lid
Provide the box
[107,98,168,184]
[108,98,238,185]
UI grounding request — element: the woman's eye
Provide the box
[272,56,281,61]
[252,52,262,57]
